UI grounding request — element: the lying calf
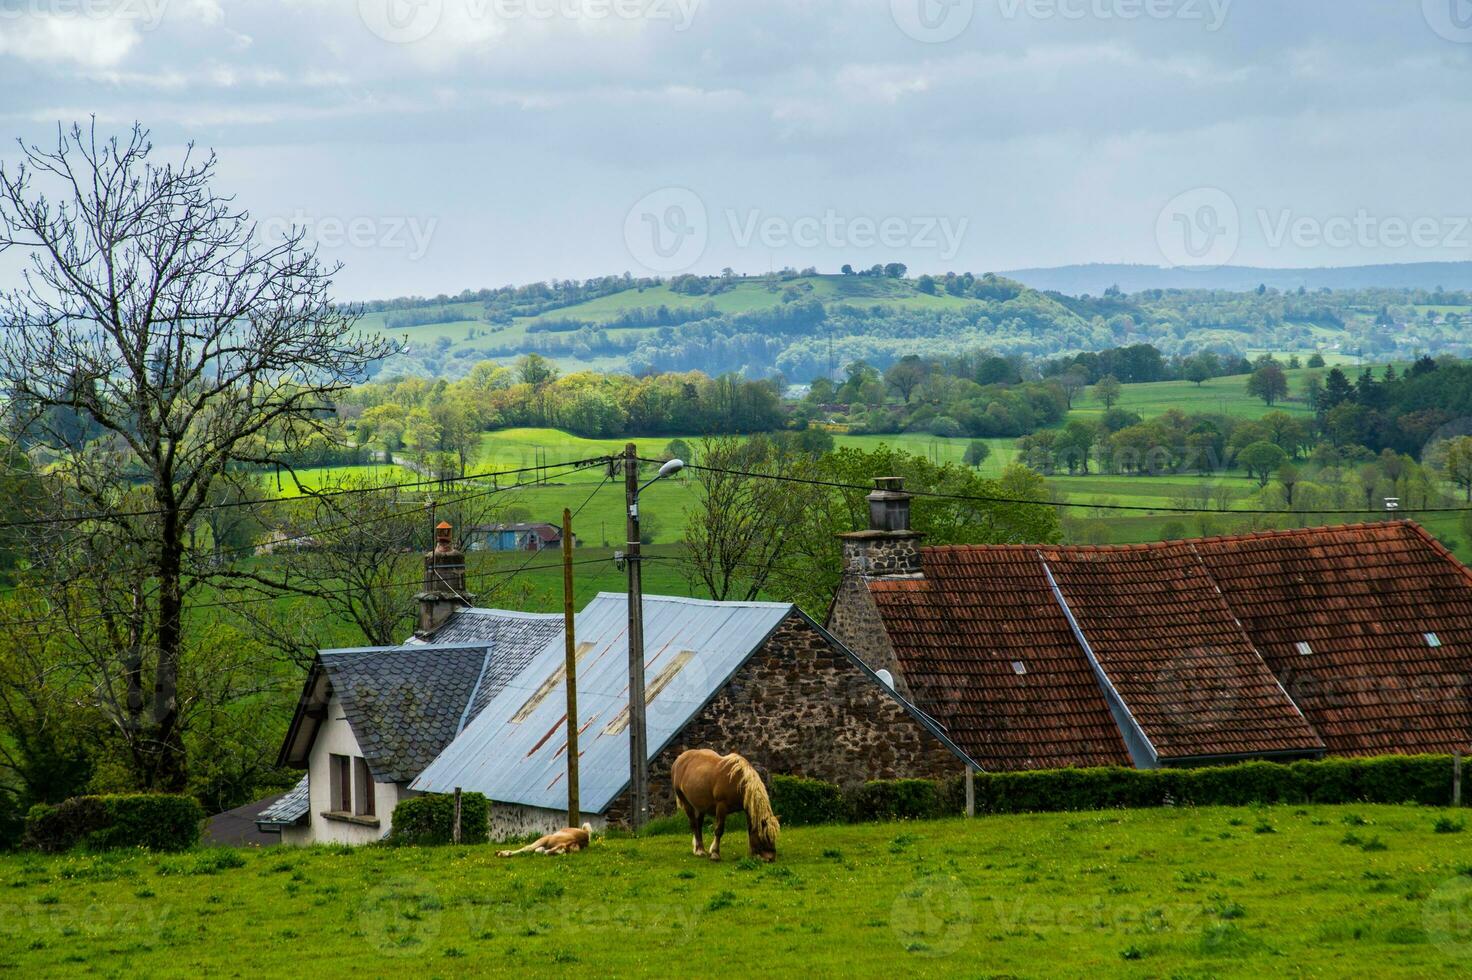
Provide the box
[496,823,593,857]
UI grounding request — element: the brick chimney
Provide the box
[825,477,923,699]
[416,521,475,637]
[837,477,924,578]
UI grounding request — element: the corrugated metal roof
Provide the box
[411,592,793,813]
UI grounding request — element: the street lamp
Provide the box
[622,446,684,830]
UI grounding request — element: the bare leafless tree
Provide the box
[0,121,396,790]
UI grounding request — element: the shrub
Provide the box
[390,793,490,846]
[968,755,1457,814]
[770,775,847,826]
[23,795,203,853]
[850,780,950,822]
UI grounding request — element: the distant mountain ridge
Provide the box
[998,262,1472,295]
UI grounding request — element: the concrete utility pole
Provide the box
[624,443,650,829]
[562,507,580,827]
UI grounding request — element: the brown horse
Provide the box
[671,749,779,862]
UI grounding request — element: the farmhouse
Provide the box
[258,610,564,844]
[261,523,974,843]
[465,521,578,553]
[828,477,1472,772]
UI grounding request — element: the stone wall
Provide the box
[603,612,964,825]
[825,572,914,701]
[490,804,607,842]
[838,530,924,577]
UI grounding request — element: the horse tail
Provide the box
[724,754,780,848]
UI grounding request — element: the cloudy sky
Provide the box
[2,0,1472,298]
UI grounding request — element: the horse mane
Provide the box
[722,753,780,848]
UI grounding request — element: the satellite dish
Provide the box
[876,668,894,688]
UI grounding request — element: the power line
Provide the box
[200,460,608,566]
[0,454,616,531]
[654,457,1472,517]
[0,557,613,632]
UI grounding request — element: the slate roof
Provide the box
[415,609,565,721]
[277,610,563,784]
[863,522,1472,770]
[318,644,494,784]
[255,775,309,830]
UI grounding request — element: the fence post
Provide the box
[965,766,975,819]
[1456,752,1463,808]
[453,787,463,845]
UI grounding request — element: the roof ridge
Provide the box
[591,591,794,610]
[920,520,1427,557]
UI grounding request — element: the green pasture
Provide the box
[5,804,1472,976]
[1074,372,1317,421]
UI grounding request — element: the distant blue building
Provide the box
[465,522,576,553]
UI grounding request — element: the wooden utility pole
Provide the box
[452,787,462,845]
[624,443,650,829]
[562,507,580,827]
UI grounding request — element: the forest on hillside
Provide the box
[362,270,1472,381]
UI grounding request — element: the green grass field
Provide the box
[5,804,1472,976]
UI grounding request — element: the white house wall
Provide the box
[295,691,412,845]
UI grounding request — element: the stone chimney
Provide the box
[416,521,475,637]
[837,477,924,578]
[826,477,924,700]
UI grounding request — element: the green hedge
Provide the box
[23,795,204,853]
[764,756,1461,826]
[967,755,1457,815]
[390,792,490,845]
[770,775,848,826]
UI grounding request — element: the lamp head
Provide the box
[657,458,685,479]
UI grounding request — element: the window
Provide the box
[354,757,375,817]
[1295,641,1313,657]
[1011,661,1027,675]
[329,754,352,813]
[1427,632,1443,649]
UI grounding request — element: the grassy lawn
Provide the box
[5,805,1472,976]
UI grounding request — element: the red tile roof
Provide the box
[1039,545,1322,762]
[1193,522,1472,757]
[864,522,1472,771]
[869,548,1132,771]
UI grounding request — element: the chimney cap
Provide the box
[871,476,907,495]
[436,521,452,530]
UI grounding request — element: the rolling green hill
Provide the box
[356,273,1472,380]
